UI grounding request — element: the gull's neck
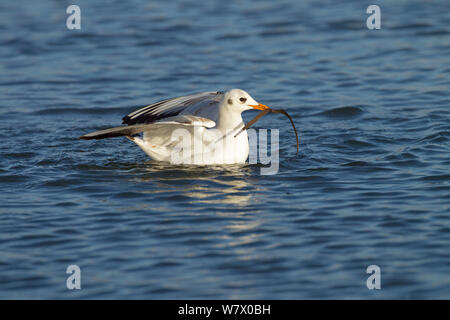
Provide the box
[217,103,245,134]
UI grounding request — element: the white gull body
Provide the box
[80,89,270,165]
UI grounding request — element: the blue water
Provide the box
[0,0,449,299]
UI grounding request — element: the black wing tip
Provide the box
[78,133,127,140]
[122,115,131,125]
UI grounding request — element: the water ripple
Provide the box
[0,0,449,299]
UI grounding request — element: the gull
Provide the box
[80,89,288,165]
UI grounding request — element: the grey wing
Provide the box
[80,115,216,140]
[122,91,224,125]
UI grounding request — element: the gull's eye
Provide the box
[239,97,247,103]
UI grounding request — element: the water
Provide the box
[0,0,449,299]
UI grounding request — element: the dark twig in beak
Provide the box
[235,108,299,154]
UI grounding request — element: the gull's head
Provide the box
[223,89,270,113]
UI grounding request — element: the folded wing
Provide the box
[79,115,216,140]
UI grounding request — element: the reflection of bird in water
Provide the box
[138,164,254,206]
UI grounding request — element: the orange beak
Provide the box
[249,103,270,110]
